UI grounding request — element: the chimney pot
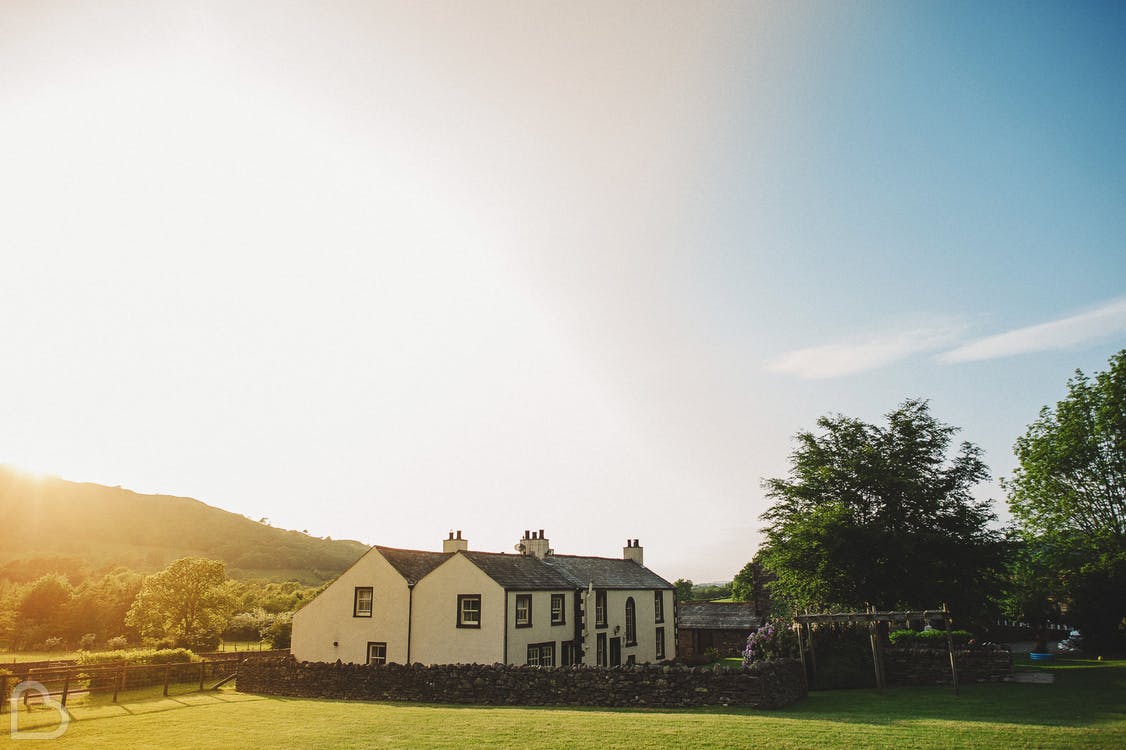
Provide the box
[539,529,545,539]
[456,530,462,539]
[525,529,530,539]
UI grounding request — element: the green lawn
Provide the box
[9,658,1123,749]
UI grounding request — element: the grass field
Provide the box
[8,657,1123,748]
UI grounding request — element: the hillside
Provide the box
[0,466,368,583]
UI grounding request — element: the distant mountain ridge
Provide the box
[0,465,368,583]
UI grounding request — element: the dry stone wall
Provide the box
[885,647,1012,685]
[237,657,805,709]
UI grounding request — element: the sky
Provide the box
[1,1,1124,582]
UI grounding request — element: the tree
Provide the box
[1006,350,1126,644]
[758,399,1002,623]
[61,568,144,644]
[1008,350,1126,541]
[731,557,773,615]
[19,573,73,624]
[125,557,235,651]
[673,579,693,602]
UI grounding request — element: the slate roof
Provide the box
[543,555,674,591]
[372,546,673,591]
[461,551,576,590]
[676,602,762,631]
[375,546,451,585]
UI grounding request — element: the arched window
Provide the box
[624,597,636,646]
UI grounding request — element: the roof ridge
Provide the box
[374,545,450,555]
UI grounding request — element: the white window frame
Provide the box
[354,587,373,617]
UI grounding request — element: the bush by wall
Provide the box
[889,629,973,647]
[238,657,806,709]
[77,648,196,666]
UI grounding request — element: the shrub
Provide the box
[223,612,264,642]
[806,623,875,690]
[106,636,129,650]
[42,636,64,651]
[78,633,97,650]
[263,618,291,649]
[743,621,797,665]
[77,648,196,666]
[890,628,973,647]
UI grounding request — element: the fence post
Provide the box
[61,672,71,707]
[112,666,124,703]
[198,662,205,692]
[163,666,171,697]
[1,674,8,714]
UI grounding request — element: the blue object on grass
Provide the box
[1029,652,1054,662]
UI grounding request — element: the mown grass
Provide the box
[10,658,1123,749]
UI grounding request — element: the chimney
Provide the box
[443,529,469,553]
[623,538,643,566]
[520,529,551,559]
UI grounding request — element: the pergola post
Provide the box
[867,606,884,690]
[943,603,960,696]
[795,621,808,688]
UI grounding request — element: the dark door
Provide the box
[609,637,622,667]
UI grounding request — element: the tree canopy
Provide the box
[758,399,1002,622]
[1005,350,1126,644]
[125,557,235,651]
[1008,350,1126,542]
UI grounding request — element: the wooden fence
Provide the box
[1,657,242,711]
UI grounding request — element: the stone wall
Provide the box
[237,657,805,709]
[884,647,1012,685]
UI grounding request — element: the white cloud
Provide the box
[939,297,1126,363]
[766,324,965,380]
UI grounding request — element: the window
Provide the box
[596,632,607,667]
[551,593,566,625]
[655,627,665,660]
[515,594,532,628]
[366,641,386,665]
[353,587,373,617]
[625,597,636,646]
[561,640,576,666]
[527,642,555,667]
[595,590,607,628]
[654,591,664,623]
[457,594,481,628]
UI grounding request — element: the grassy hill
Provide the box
[0,466,367,584]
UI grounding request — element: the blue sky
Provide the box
[1,1,1123,581]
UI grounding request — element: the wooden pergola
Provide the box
[792,604,960,695]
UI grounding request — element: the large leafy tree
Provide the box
[758,399,1002,623]
[1005,350,1126,643]
[730,557,773,615]
[1008,350,1125,541]
[125,557,235,651]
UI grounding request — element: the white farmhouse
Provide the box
[292,530,675,667]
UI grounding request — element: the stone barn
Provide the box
[676,602,761,660]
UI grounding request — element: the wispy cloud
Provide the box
[766,324,965,380]
[939,297,1126,363]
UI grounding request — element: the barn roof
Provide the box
[677,602,762,630]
